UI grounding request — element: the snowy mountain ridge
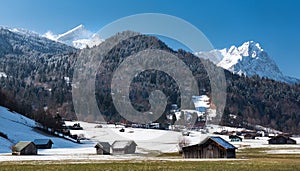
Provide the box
[3,25,298,84]
[43,24,103,49]
[196,41,300,84]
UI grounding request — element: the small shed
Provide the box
[182,136,237,158]
[12,141,37,155]
[95,142,111,155]
[268,135,296,144]
[229,135,242,142]
[33,139,54,149]
[112,140,137,155]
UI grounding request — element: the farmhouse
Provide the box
[229,135,242,142]
[12,141,37,155]
[33,139,53,149]
[182,136,236,158]
[268,135,296,144]
[95,142,111,155]
[112,140,137,155]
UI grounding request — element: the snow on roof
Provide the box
[112,140,136,149]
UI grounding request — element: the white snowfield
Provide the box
[1,106,300,162]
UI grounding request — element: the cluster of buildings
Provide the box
[11,139,137,156]
[12,139,53,155]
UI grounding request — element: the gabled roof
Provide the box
[112,140,137,149]
[33,139,53,145]
[268,135,296,142]
[210,136,236,149]
[13,141,34,151]
[183,136,236,150]
[95,142,111,149]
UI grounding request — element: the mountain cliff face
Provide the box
[0,28,299,134]
[196,41,300,84]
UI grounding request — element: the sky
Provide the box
[0,0,299,78]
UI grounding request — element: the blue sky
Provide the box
[0,0,299,78]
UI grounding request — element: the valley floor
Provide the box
[2,106,300,170]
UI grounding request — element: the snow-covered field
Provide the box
[0,107,81,153]
[1,106,300,162]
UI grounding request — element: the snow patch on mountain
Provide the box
[43,24,103,49]
[196,41,300,84]
[0,72,7,78]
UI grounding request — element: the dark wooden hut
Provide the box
[268,135,296,144]
[12,141,37,155]
[95,142,111,155]
[182,136,236,158]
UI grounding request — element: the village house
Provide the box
[243,133,256,139]
[112,140,137,155]
[182,136,237,158]
[268,135,297,144]
[33,139,53,149]
[95,142,111,155]
[229,135,242,142]
[12,141,37,155]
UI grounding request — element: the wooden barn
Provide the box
[33,139,53,149]
[268,135,296,144]
[95,142,111,155]
[182,136,237,158]
[229,135,242,142]
[112,140,137,155]
[12,141,37,155]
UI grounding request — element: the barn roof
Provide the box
[95,142,111,149]
[184,136,236,150]
[112,140,137,149]
[210,136,236,149]
[13,141,34,151]
[33,139,53,145]
[268,135,296,142]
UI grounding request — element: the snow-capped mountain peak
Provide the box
[196,41,300,84]
[217,41,268,71]
[57,24,92,42]
[237,41,264,57]
[43,24,103,49]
